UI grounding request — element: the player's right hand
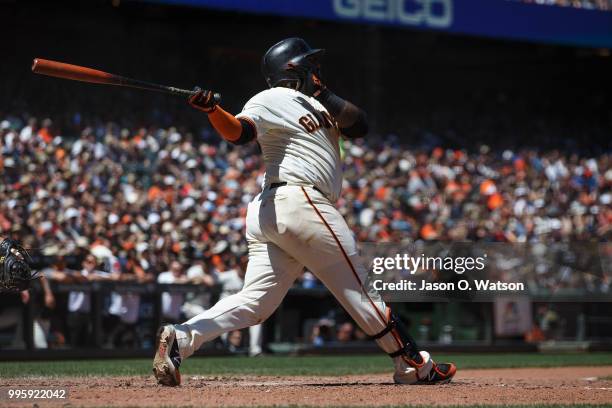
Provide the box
[188,87,220,113]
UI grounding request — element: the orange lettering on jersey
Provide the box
[308,113,321,128]
[299,110,338,133]
[320,111,338,130]
[299,115,318,132]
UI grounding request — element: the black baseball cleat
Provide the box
[417,362,457,384]
[152,325,182,386]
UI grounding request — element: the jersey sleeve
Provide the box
[236,92,284,136]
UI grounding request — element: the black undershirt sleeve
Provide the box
[315,88,369,139]
[231,119,257,145]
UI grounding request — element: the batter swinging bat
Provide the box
[31,58,220,101]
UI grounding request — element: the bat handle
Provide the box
[181,89,222,105]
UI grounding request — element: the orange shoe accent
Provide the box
[417,362,456,384]
[434,362,456,379]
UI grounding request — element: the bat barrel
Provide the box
[32,58,220,101]
[32,58,119,85]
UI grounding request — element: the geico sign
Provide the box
[333,0,453,28]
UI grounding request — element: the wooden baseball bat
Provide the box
[31,58,220,101]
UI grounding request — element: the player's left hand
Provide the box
[287,61,325,97]
[300,72,326,98]
[188,87,220,113]
[310,73,326,97]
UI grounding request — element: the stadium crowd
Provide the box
[511,0,612,10]
[1,114,610,348]
[1,115,610,276]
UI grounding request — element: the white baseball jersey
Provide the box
[173,86,432,385]
[236,87,343,201]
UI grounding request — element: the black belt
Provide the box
[269,182,326,196]
[269,182,288,189]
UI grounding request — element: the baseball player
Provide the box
[153,38,456,386]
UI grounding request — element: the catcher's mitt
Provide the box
[0,238,37,292]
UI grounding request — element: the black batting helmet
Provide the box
[261,38,325,88]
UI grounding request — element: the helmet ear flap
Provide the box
[272,62,302,90]
[273,78,301,90]
[285,61,307,80]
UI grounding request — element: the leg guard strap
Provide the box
[389,347,407,358]
[384,313,422,361]
[368,318,397,340]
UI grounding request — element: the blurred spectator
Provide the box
[510,0,612,10]
[30,275,57,349]
[0,291,30,349]
[214,256,264,356]
[226,330,244,353]
[311,318,336,346]
[158,261,190,322]
[536,304,565,339]
[56,254,112,347]
[182,256,216,319]
[104,259,153,349]
[336,322,356,343]
[216,257,246,300]
[41,255,75,347]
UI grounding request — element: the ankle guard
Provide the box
[370,313,422,362]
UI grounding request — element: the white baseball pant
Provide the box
[174,185,430,381]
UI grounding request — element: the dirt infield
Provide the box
[3,366,612,407]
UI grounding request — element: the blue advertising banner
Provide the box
[148,0,612,48]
